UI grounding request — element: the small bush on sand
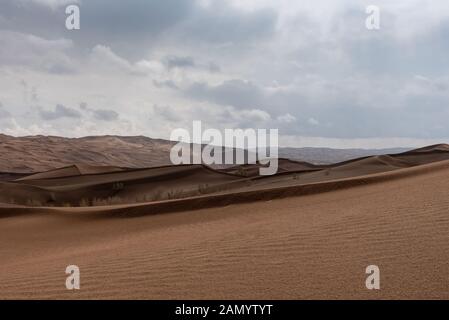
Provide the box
[151,189,164,201]
[197,184,210,194]
[92,196,123,206]
[166,189,184,200]
[237,167,248,177]
[79,198,91,207]
[49,192,57,202]
[112,182,125,191]
[26,199,43,207]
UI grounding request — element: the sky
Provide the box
[1,0,449,148]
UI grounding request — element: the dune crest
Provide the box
[0,144,448,299]
[0,143,448,213]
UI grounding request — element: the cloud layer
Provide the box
[1,0,449,148]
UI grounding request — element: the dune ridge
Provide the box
[0,143,448,299]
[2,143,448,210]
[1,155,449,218]
[0,151,448,299]
[0,134,409,173]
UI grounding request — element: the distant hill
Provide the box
[0,134,410,173]
[0,134,174,173]
[278,146,410,164]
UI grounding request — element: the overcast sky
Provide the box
[1,0,449,148]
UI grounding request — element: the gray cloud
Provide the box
[0,102,11,119]
[174,1,277,45]
[153,79,179,90]
[0,30,75,73]
[39,104,82,120]
[208,62,221,73]
[92,109,119,121]
[164,56,195,69]
[1,0,449,147]
[152,104,180,122]
[80,103,119,121]
[181,73,449,139]
[0,0,277,60]
[185,79,264,109]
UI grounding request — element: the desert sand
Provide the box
[0,145,448,299]
[0,134,408,173]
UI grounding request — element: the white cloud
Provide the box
[277,113,296,123]
[1,1,449,148]
[240,109,271,122]
[308,117,319,126]
[0,31,74,73]
[24,0,79,10]
[89,45,143,75]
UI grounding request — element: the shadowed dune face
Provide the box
[1,144,448,208]
[0,172,29,182]
[0,164,247,207]
[220,158,322,177]
[16,164,126,181]
[0,152,448,299]
[0,144,448,299]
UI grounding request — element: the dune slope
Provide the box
[0,159,448,299]
[1,144,449,209]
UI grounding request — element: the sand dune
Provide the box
[0,134,408,173]
[0,134,175,173]
[17,164,126,181]
[221,158,322,177]
[0,164,247,207]
[0,156,448,299]
[0,144,448,299]
[1,144,449,208]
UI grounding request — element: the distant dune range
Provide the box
[0,139,448,299]
[0,143,447,210]
[0,134,176,173]
[0,134,407,173]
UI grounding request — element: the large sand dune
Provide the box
[1,144,448,208]
[0,144,448,299]
[0,134,408,172]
